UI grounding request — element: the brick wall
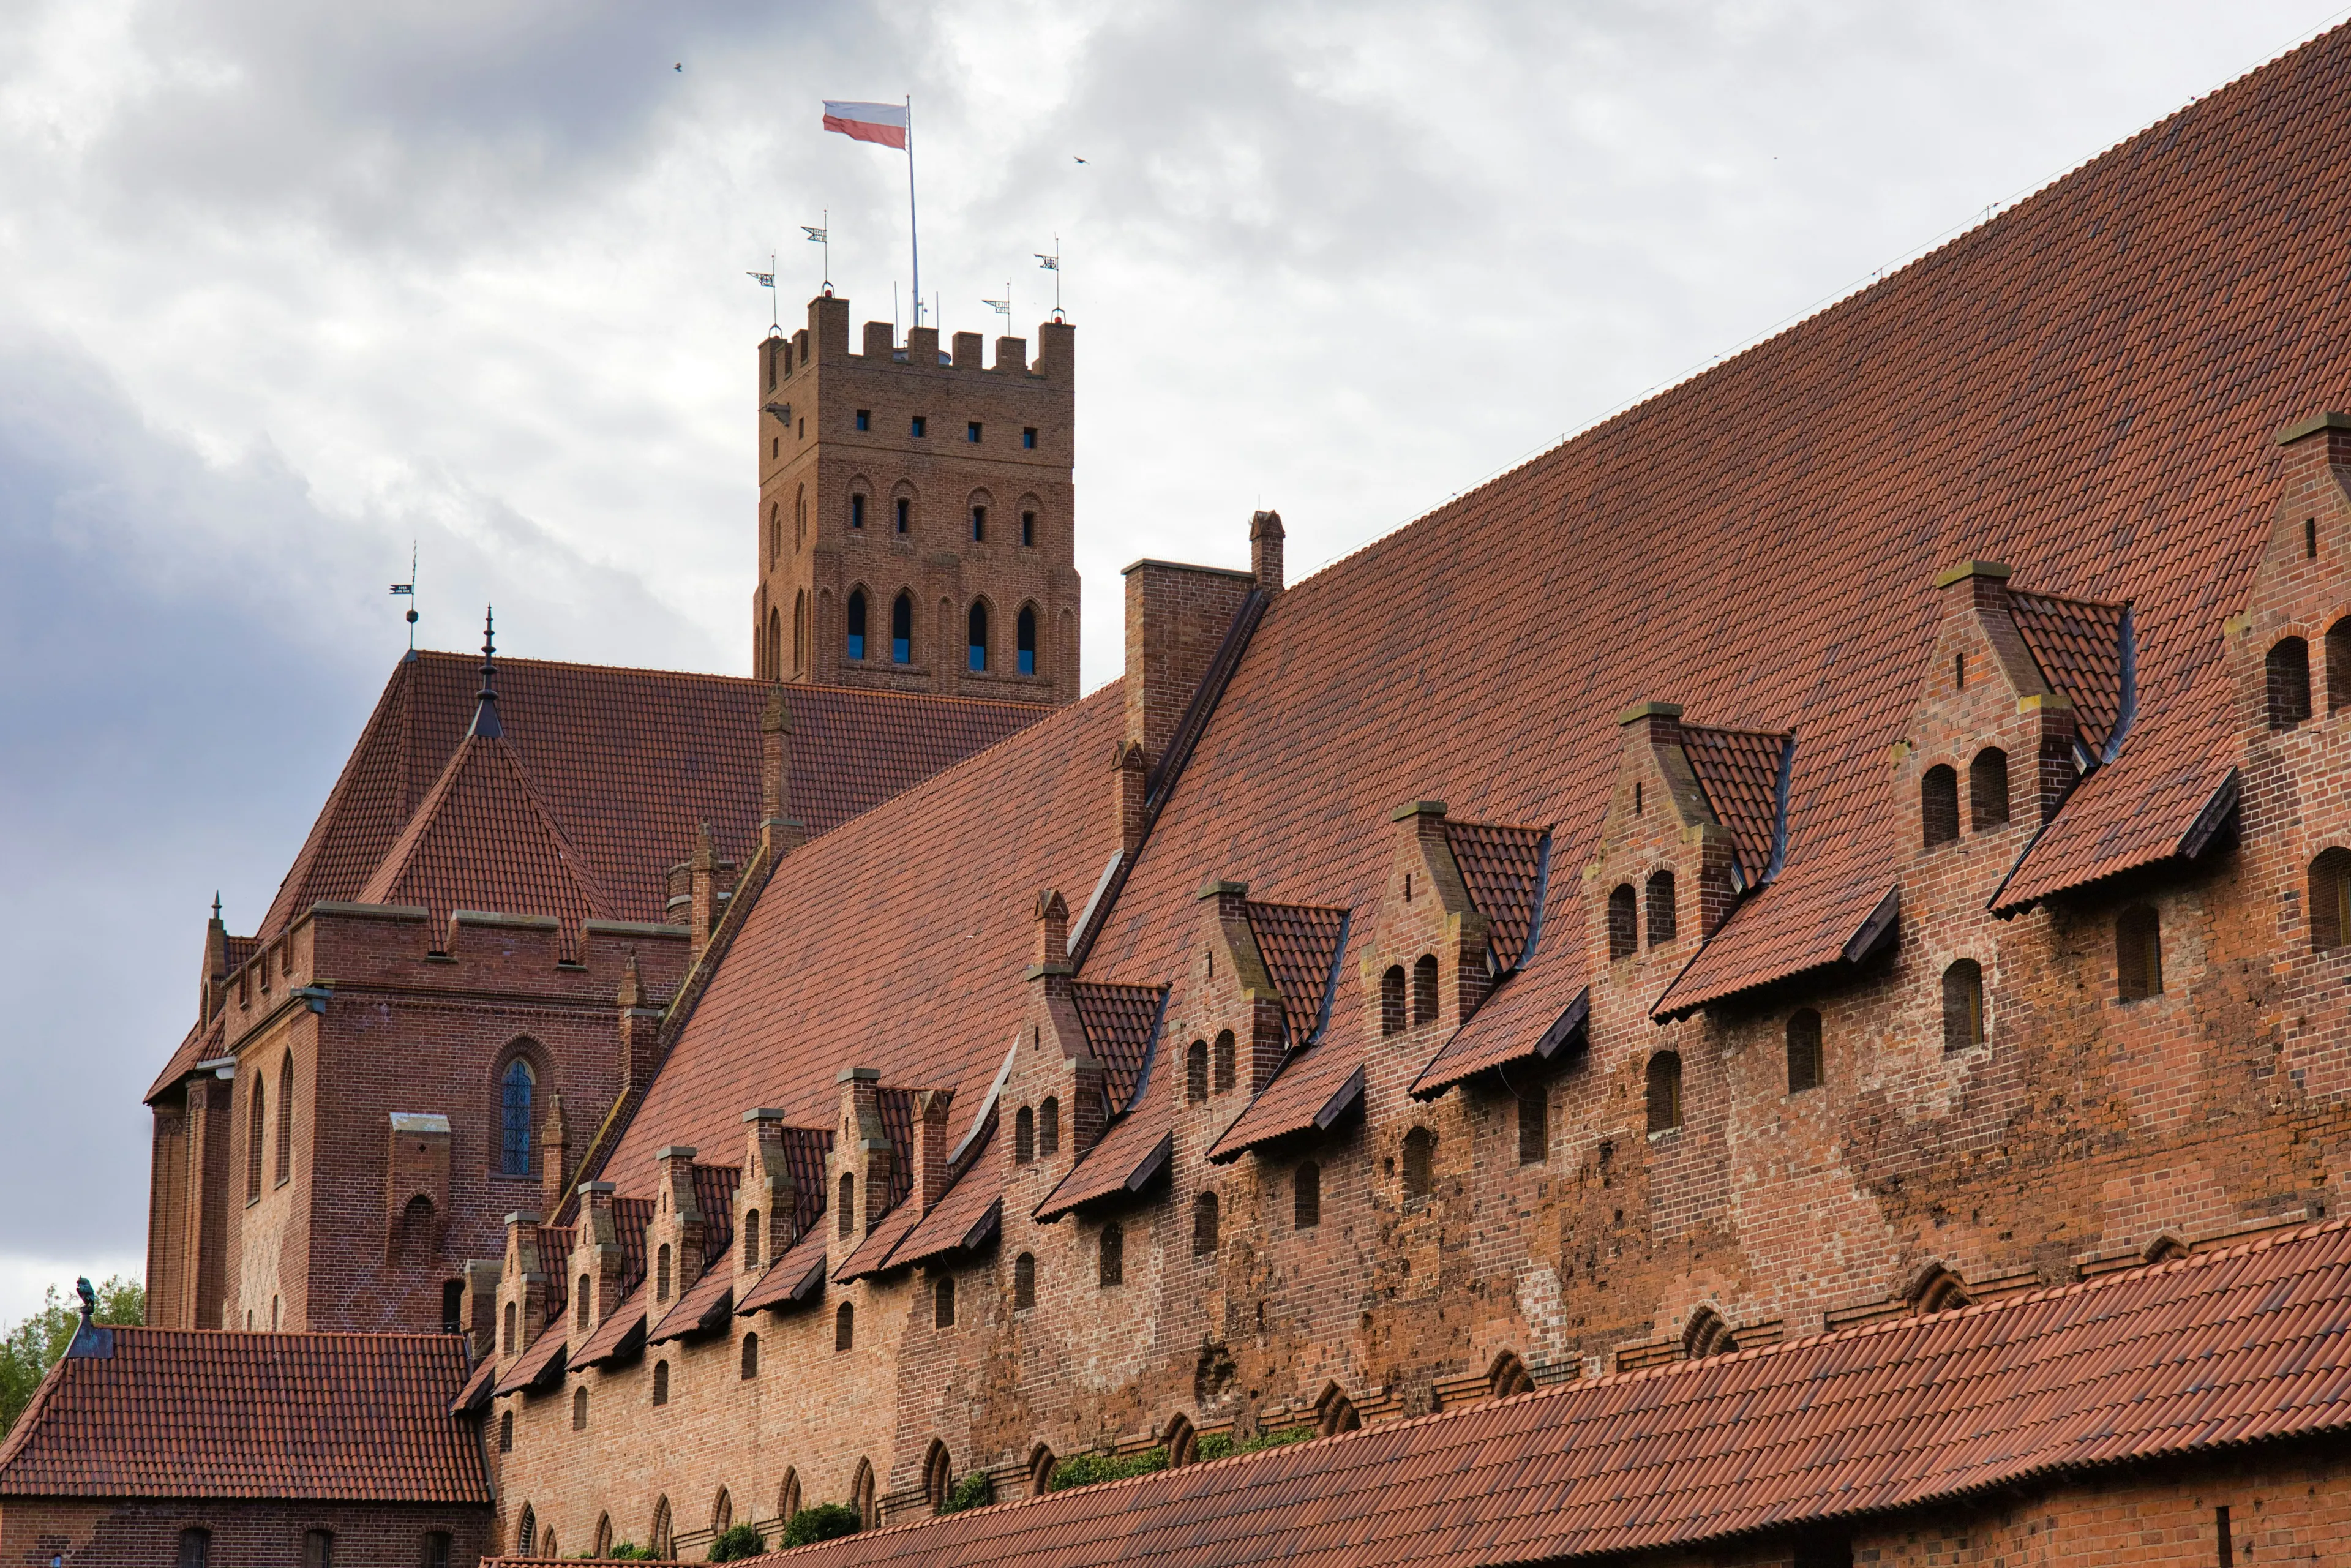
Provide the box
[0,1499,489,1566]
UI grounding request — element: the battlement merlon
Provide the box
[763,294,1073,389]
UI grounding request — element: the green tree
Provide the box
[707,1521,765,1559]
[0,1275,143,1440]
[780,1503,864,1546]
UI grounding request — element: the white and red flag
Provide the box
[822,100,909,149]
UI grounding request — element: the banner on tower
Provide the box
[822,100,909,149]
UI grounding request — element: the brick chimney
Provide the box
[576,1182,628,1330]
[1112,740,1149,859]
[761,685,806,856]
[616,955,662,1097]
[689,823,719,949]
[911,1089,956,1212]
[1030,888,1071,977]
[1122,555,1256,773]
[740,1108,798,1264]
[539,1092,570,1210]
[1251,509,1284,593]
[654,1146,704,1301]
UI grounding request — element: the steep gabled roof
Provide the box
[0,1328,489,1503]
[710,1218,2351,1568]
[2008,588,2129,756]
[1679,729,1788,888]
[257,651,1046,939]
[1442,823,1547,969]
[355,732,609,940]
[1068,983,1169,1117]
[1242,901,1350,1045]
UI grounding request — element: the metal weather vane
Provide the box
[803,211,831,295]
[389,544,419,659]
[747,255,779,334]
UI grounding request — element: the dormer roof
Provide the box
[1242,900,1351,1045]
[2007,590,2129,756]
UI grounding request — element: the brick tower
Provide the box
[752,294,1079,704]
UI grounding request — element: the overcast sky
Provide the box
[1,0,2342,1320]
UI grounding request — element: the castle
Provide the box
[14,26,2351,1568]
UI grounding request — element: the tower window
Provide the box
[1787,1009,1823,1092]
[1412,953,1439,1024]
[1646,1052,1682,1133]
[892,592,913,663]
[1023,427,1037,449]
[573,1384,589,1428]
[1014,1105,1034,1163]
[846,589,868,661]
[1380,965,1406,1035]
[743,1212,760,1269]
[971,505,986,542]
[1970,748,2011,830]
[1921,765,1960,846]
[838,1172,856,1237]
[1607,885,1637,960]
[895,497,910,534]
[1645,871,1677,946]
[851,494,865,530]
[910,416,927,438]
[2117,905,2163,1001]
[1294,1161,1322,1229]
[855,408,870,431]
[1021,511,1036,547]
[969,601,989,671]
[1186,1040,1209,1102]
[1018,605,1038,675]
[2269,637,2314,729]
[967,421,982,443]
[1942,959,1985,1051]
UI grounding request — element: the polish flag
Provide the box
[822,100,909,149]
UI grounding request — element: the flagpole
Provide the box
[905,94,921,332]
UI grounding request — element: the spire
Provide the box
[468,606,503,739]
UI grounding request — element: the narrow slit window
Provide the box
[2117,905,2163,1001]
[851,493,866,530]
[854,408,870,431]
[1381,966,1406,1035]
[1645,871,1677,946]
[2268,637,2313,729]
[1401,1128,1433,1199]
[1038,1097,1060,1156]
[1646,1052,1682,1133]
[1021,511,1036,546]
[1022,427,1037,449]
[1294,1161,1322,1229]
[1013,1251,1035,1309]
[1517,1091,1547,1165]
[1412,954,1439,1024]
[1787,1009,1823,1092]
[1192,1192,1218,1256]
[2329,618,2351,712]
[971,503,987,542]
[1942,959,1985,1051]
[1969,748,2010,830]
[967,421,982,443]
[1186,1040,1209,1102]
[910,416,926,438]
[838,1172,856,1236]
[1921,765,1960,846]
[1607,885,1637,960]
[894,496,910,534]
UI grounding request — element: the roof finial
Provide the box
[468,606,504,738]
[211,891,223,922]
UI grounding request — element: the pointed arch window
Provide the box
[275,1054,293,1185]
[649,1497,672,1558]
[892,592,913,663]
[246,1073,266,1202]
[500,1058,534,1177]
[1017,604,1038,675]
[968,601,989,672]
[792,591,808,676]
[846,589,868,661]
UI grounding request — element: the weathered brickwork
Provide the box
[754,296,1081,706]
[0,1501,486,1567]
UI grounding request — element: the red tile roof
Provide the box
[1409,959,1587,1101]
[731,1218,2351,1568]
[1679,729,1788,888]
[257,652,1044,941]
[647,1261,735,1345]
[737,1221,830,1316]
[1035,1118,1173,1221]
[888,1182,1004,1272]
[587,685,1128,1204]
[1074,28,2351,1021]
[567,1288,646,1372]
[495,1322,569,1397]
[2008,589,2129,756]
[0,1329,489,1503]
[1068,983,1169,1116]
[1242,901,1351,1045]
[691,1161,743,1271]
[356,733,610,943]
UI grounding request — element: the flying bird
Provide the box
[1073,156,1087,164]
[675,62,684,72]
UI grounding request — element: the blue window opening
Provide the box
[854,409,870,432]
[891,593,913,664]
[846,590,868,661]
[969,602,989,672]
[500,1059,534,1177]
[1018,606,1037,676]
[967,422,983,443]
[910,416,926,438]
[1022,427,1037,449]
[971,505,986,542]
[850,494,865,530]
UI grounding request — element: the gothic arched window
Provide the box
[846,588,868,661]
[499,1058,534,1177]
[1018,604,1038,675]
[968,601,989,672]
[892,591,914,663]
